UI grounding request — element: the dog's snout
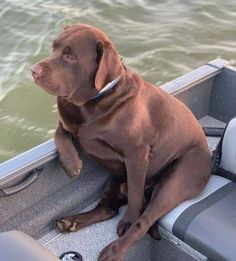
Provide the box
[31,63,44,78]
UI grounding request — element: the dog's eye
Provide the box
[63,46,71,55]
[63,47,77,63]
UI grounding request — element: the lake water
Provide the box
[0,0,236,162]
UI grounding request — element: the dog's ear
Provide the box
[95,41,122,91]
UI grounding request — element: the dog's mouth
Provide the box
[32,74,40,85]
[32,74,61,96]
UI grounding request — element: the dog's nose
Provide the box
[31,63,43,78]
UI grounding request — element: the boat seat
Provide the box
[0,230,60,261]
[213,117,236,181]
[160,117,236,260]
[160,175,236,260]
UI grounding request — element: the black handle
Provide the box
[202,127,225,137]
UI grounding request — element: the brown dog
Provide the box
[32,24,211,261]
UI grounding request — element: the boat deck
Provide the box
[38,115,225,261]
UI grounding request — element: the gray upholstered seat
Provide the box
[220,117,236,176]
[160,117,236,260]
[0,230,60,261]
[160,175,236,260]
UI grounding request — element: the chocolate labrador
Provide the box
[31,24,211,261]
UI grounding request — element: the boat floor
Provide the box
[40,203,196,261]
[38,115,225,261]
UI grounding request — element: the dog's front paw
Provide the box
[60,156,83,178]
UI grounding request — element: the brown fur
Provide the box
[32,24,211,261]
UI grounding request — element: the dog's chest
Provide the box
[78,124,125,174]
[78,124,114,155]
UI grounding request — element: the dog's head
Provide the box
[31,24,123,105]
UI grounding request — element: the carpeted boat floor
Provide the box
[40,203,195,261]
[39,115,224,261]
[0,115,224,260]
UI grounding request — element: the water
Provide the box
[0,0,236,162]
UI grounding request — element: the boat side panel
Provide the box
[209,66,236,123]
[174,78,213,120]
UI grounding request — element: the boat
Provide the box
[0,58,236,260]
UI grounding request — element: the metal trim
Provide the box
[159,226,209,261]
[161,58,228,95]
[0,139,57,186]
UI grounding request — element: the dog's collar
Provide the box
[91,76,121,100]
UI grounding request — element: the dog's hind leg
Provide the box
[56,177,127,232]
[98,147,211,261]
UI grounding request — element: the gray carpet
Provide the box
[39,115,223,261]
[41,204,152,261]
[0,153,110,238]
[41,203,194,261]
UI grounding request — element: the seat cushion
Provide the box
[160,175,236,260]
[220,117,236,175]
[0,230,60,261]
[212,117,236,181]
